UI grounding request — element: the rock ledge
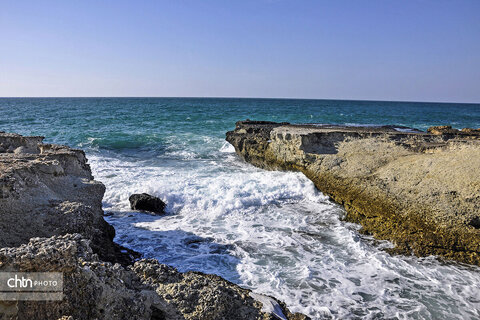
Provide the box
[226,121,480,265]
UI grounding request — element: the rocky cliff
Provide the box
[226,121,480,265]
[0,132,308,320]
[0,132,133,265]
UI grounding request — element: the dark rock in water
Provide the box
[129,193,166,214]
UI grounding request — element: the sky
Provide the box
[0,0,479,102]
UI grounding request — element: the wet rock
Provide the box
[129,193,166,214]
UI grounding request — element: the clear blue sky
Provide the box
[1,0,479,102]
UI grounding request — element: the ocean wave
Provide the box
[89,153,327,215]
[79,133,166,151]
[91,152,480,319]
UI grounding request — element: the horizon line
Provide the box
[0,96,479,105]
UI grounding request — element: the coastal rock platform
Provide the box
[226,121,480,265]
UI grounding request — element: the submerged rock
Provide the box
[226,120,480,265]
[129,193,166,214]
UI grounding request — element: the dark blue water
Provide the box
[2,98,480,319]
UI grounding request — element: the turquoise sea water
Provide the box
[1,98,480,319]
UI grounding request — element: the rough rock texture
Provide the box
[0,234,308,320]
[0,234,156,320]
[0,132,308,320]
[129,193,166,215]
[133,260,307,320]
[428,125,480,136]
[0,132,134,265]
[226,121,480,265]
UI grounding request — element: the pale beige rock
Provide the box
[0,132,131,265]
[226,121,480,265]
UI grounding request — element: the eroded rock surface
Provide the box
[226,121,480,265]
[0,234,308,320]
[0,132,134,265]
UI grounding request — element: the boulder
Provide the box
[129,193,166,214]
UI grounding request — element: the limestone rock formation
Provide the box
[0,132,135,265]
[428,125,480,137]
[0,132,308,320]
[129,193,166,215]
[226,121,480,265]
[0,234,308,320]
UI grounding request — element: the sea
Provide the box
[1,98,480,319]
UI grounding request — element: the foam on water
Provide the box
[90,143,480,320]
[219,141,236,153]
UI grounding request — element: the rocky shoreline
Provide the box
[226,121,480,265]
[0,132,308,320]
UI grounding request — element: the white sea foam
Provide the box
[219,141,235,153]
[89,149,480,320]
[394,127,419,133]
[250,292,288,320]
